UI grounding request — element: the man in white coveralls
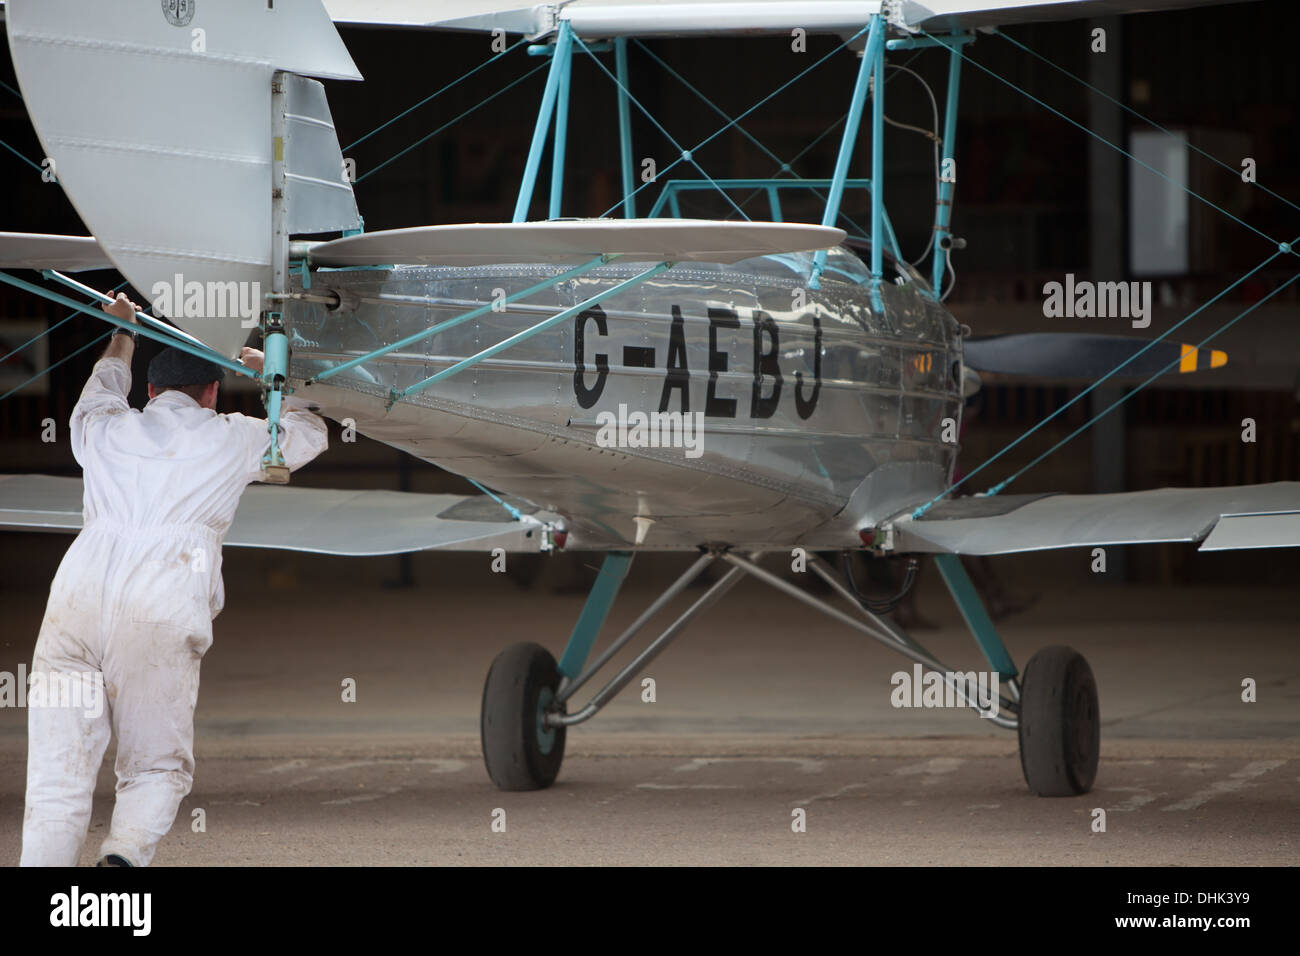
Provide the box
[21,292,328,866]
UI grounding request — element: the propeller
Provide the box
[963,333,1226,380]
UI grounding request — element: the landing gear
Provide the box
[1017,645,1099,797]
[475,551,1103,799]
[480,642,566,790]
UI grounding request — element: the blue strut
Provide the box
[811,14,884,292]
[259,311,291,483]
[0,271,256,379]
[931,35,966,297]
[514,21,574,222]
[614,37,637,218]
[558,552,635,679]
[548,27,573,219]
[933,554,1018,678]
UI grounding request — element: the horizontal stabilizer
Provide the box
[0,232,114,272]
[891,483,1300,555]
[963,333,1227,379]
[0,475,554,556]
[305,219,847,267]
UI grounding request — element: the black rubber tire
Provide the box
[481,642,566,791]
[1018,645,1100,797]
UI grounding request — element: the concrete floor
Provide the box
[0,543,1297,865]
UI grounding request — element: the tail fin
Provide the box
[6,0,361,357]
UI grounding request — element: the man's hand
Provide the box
[102,292,140,324]
[101,292,141,363]
[239,347,265,374]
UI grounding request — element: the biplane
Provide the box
[0,0,1294,797]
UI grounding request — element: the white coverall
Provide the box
[21,355,328,866]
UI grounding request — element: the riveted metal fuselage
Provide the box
[287,247,963,550]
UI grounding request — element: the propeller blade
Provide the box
[963,333,1226,379]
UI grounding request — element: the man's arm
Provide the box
[235,347,329,476]
[275,396,329,472]
[101,314,137,363]
[70,293,140,464]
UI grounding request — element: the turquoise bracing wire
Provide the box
[0,280,137,402]
[571,33,750,222]
[0,279,130,367]
[589,26,871,220]
[357,60,549,184]
[983,268,1300,498]
[0,135,44,174]
[909,23,1300,516]
[917,28,1285,250]
[995,29,1300,217]
[1,330,113,403]
[912,247,1295,518]
[632,40,887,241]
[345,36,530,152]
[466,478,526,522]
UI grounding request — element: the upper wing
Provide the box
[0,475,557,555]
[321,1,884,35]
[323,1,558,33]
[890,483,1300,555]
[305,220,846,267]
[316,0,1254,35]
[897,0,1260,32]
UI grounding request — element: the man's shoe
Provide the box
[95,854,133,867]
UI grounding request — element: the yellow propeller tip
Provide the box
[1177,344,1227,373]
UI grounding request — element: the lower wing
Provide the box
[890,483,1300,555]
[5,475,1296,556]
[0,475,556,555]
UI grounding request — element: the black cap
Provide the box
[147,347,226,388]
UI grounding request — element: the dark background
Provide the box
[1,2,1297,586]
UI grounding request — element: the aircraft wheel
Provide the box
[1018,645,1099,797]
[481,642,566,791]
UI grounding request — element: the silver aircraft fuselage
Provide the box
[288,246,963,550]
